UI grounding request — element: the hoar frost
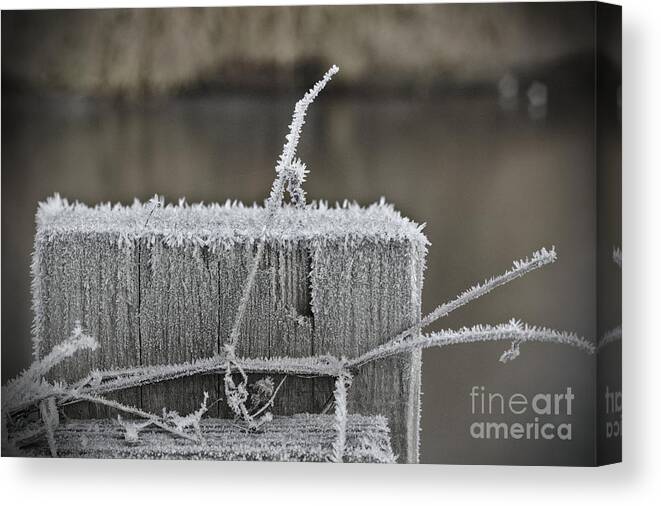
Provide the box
[2,65,596,463]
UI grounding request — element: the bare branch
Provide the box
[329,369,351,463]
[349,319,595,369]
[368,247,557,356]
[72,393,200,442]
[251,376,287,418]
[597,325,622,351]
[228,65,339,348]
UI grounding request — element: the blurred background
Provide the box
[2,3,621,464]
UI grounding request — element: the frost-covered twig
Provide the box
[269,65,339,213]
[422,247,557,325]
[329,369,351,463]
[19,322,96,385]
[597,246,622,351]
[2,323,97,413]
[228,241,266,348]
[349,319,595,369]
[162,391,210,441]
[72,392,201,442]
[228,65,339,348]
[115,394,210,445]
[372,247,557,355]
[62,354,343,402]
[224,358,251,421]
[2,323,97,455]
[5,385,209,453]
[39,397,59,457]
[251,376,287,418]
[223,345,276,430]
[597,325,622,351]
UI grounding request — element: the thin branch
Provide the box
[21,322,96,384]
[72,393,199,442]
[39,397,59,457]
[251,375,287,418]
[597,246,621,351]
[68,354,343,401]
[228,65,339,348]
[349,319,595,369]
[329,369,351,463]
[369,246,557,356]
[597,325,622,351]
[2,323,97,413]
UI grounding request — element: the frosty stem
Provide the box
[348,319,595,369]
[330,370,351,462]
[371,247,558,359]
[64,393,201,442]
[251,375,287,418]
[228,65,338,348]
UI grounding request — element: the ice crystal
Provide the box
[284,158,309,207]
[144,193,164,227]
[499,340,522,363]
[116,416,151,443]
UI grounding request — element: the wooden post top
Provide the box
[35,194,429,250]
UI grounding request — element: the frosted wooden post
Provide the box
[28,415,396,462]
[32,195,427,462]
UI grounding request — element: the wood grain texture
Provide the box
[34,233,141,418]
[309,239,424,462]
[139,240,220,416]
[26,415,395,463]
[226,243,318,416]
